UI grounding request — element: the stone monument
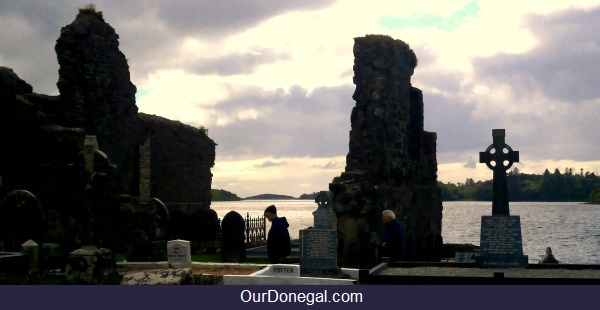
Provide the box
[220,211,246,263]
[64,135,117,284]
[313,191,334,230]
[300,192,338,276]
[167,239,192,267]
[299,229,338,276]
[475,129,528,268]
[329,35,442,268]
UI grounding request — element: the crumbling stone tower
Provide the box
[55,8,141,195]
[53,8,215,209]
[330,35,442,268]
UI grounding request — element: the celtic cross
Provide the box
[479,129,519,215]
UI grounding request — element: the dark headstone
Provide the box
[0,190,43,251]
[221,211,246,263]
[148,198,169,240]
[313,191,334,230]
[198,209,221,253]
[299,229,338,276]
[475,129,528,268]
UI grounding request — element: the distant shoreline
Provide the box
[212,189,328,201]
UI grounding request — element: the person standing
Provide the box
[380,209,405,261]
[264,205,291,264]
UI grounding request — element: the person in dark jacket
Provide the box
[380,209,405,261]
[264,205,292,264]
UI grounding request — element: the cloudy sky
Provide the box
[2,0,599,198]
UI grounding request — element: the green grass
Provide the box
[116,252,271,264]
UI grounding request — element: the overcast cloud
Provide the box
[1,0,599,197]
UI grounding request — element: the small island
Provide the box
[211,190,332,201]
[244,193,296,200]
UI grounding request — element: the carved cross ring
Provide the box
[482,143,517,171]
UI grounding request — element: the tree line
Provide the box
[439,168,600,203]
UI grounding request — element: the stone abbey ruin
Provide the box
[0,8,216,261]
[330,35,443,268]
[1,8,442,273]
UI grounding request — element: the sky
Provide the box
[1,0,599,198]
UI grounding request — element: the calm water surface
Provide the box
[211,200,600,264]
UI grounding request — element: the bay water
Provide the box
[211,200,600,264]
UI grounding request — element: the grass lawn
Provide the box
[116,253,271,264]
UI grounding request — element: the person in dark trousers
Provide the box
[380,209,405,261]
[264,205,291,264]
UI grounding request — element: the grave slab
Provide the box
[299,229,338,276]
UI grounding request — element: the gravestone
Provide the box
[221,211,246,263]
[475,129,528,268]
[64,245,116,284]
[313,191,334,230]
[21,239,39,278]
[299,229,338,276]
[148,198,169,240]
[0,190,43,251]
[198,209,222,253]
[300,193,338,276]
[167,239,192,267]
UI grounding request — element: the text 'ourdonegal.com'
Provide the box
[240,289,363,306]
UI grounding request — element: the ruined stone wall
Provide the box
[138,137,152,202]
[55,10,138,128]
[330,35,443,268]
[0,8,217,254]
[55,9,142,196]
[52,9,215,207]
[139,113,216,207]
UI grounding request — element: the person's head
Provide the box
[264,205,277,222]
[382,209,395,224]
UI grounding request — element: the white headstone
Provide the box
[167,239,192,267]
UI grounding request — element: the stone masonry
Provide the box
[53,8,215,204]
[330,35,443,268]
[0,7,216,255]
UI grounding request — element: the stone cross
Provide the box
[315,191,330,212]
[313,191,334,230]
[479,129,519,215]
